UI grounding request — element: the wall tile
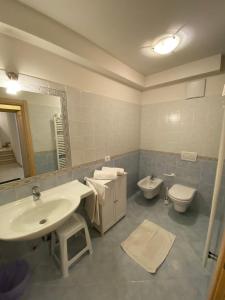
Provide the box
[56,170,72,185]
[0,188,16,205]
[141,96,223,158]
[139,149,223,217]
[39,175,57,191]
[67,89,140,167]
[0,151,140,204]
[34,151,58,175]
[15,180,40,200]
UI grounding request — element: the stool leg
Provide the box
[50,232,56,256]
[59,236,69,277]
[84,224,93,255]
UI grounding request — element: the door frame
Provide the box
[0,97,36,177]
[208,228,225,299]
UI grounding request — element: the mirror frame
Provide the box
[0,71,72,190]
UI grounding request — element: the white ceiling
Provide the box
[18,0,225,75]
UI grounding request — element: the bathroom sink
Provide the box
[0,180,93,241]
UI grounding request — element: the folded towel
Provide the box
[93,170,117,180]
[102,167,125,175]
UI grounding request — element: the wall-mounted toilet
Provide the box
[137,176,163,199]
[168,184,196,213]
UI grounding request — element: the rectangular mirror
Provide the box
[0,87,70,185]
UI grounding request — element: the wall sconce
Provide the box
[5,72,21,95]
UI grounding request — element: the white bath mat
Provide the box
[121,220,176,273]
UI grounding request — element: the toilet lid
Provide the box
[168,184,196,201]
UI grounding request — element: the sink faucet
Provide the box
[32,186,41,201]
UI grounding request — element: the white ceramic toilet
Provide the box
[168,184,196,213]
[137,176,163,199]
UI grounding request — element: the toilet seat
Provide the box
[168,184,196,202]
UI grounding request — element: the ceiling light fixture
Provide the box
[5,72,21,95]
[152,34,180,55]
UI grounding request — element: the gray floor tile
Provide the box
[22,192,211,300]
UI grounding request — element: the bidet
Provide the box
[137,176,163,199]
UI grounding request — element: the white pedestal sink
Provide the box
[0,180,93,241]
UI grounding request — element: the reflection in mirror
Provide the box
[0,88,67,184]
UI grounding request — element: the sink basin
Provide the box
[0,180,93,241]
[11,198,73,240]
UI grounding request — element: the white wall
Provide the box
[0,33,141,167]
[0,33,141,104]
[0,111,10,145]
[0,88,61,153]
[141,73,225,158]
[0,0,144,88]
[1,29,224,162]
[142,73,225,105]
[7,113,23,165]
[67,87,140,166]
[144,55,222,88]
[0,111,23,164]
[23,93,61,153]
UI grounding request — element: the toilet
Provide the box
[168,184,196,213]
[137,176,163,199]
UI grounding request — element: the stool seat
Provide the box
[51,213,93,277]
[57,214,86,237]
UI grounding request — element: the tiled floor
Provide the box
[23,192,211,300]
[0,162,24,183]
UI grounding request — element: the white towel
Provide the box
[85,180,100,225]
[102,167,125,175]
[93,169,117,180]
[121,220,176,273]
[84,177,108,225]
[86,177,107,204]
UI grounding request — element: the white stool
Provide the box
[51,213,93,277]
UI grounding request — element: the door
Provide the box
[115,174,127,222]
[208,229,225,300]
[0,98,35,177]
[101,181,116,232]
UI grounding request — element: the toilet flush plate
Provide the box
[181,151,197,162]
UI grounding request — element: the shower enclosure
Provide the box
[203,85,225,298]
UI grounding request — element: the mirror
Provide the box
[0,87,69,185]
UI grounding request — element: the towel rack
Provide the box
[54,114,66,169]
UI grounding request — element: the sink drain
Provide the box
[39,219,47,225]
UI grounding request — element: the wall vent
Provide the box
[186,79,206,99]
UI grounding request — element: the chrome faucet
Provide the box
[32,186,41,201]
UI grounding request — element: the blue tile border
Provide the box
[1,148,222,219]
[0,150,140,204]
[34,151,58,175]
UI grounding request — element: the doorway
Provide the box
[0,98,35,184]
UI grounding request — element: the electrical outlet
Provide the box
[104,155,111,162]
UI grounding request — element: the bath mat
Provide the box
[121,220,176,273]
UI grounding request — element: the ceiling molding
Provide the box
[144,54,222,90]
[0,0,223,92]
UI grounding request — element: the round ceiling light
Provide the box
[153,35,180,55]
